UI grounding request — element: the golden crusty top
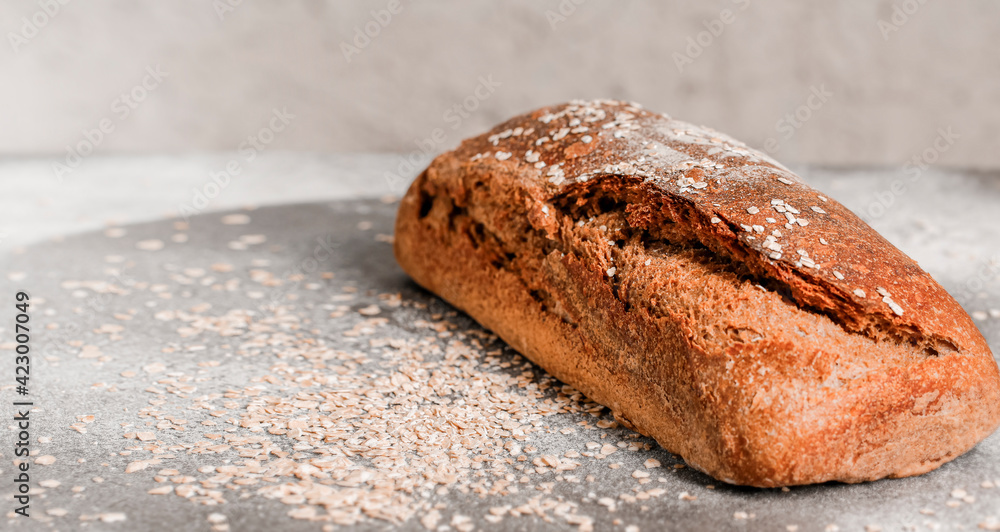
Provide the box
[445,99,988,356]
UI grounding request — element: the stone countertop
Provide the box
[1,155,999,531]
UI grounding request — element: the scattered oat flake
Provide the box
[143,362,166,374]
[287,506,317,520]
[39,479,61,488]
[451,514,473,531]
[35,455,56,465]
[980,518,1000,531]
[135,239,164,251]
[221,214,251,225]
[125,461,149,473]
[421,509,441,530]
[240,234,267,245]
[100,513,127,523]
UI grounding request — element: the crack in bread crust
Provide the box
[436,170,952,358]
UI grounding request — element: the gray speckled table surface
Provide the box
[1,156,999,531]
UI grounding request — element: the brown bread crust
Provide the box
[393,100,1000,486]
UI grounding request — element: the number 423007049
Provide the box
[14,291,30,394]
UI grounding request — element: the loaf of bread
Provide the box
[393,100,1000,487]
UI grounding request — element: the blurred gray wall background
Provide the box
[2,0,999,169]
